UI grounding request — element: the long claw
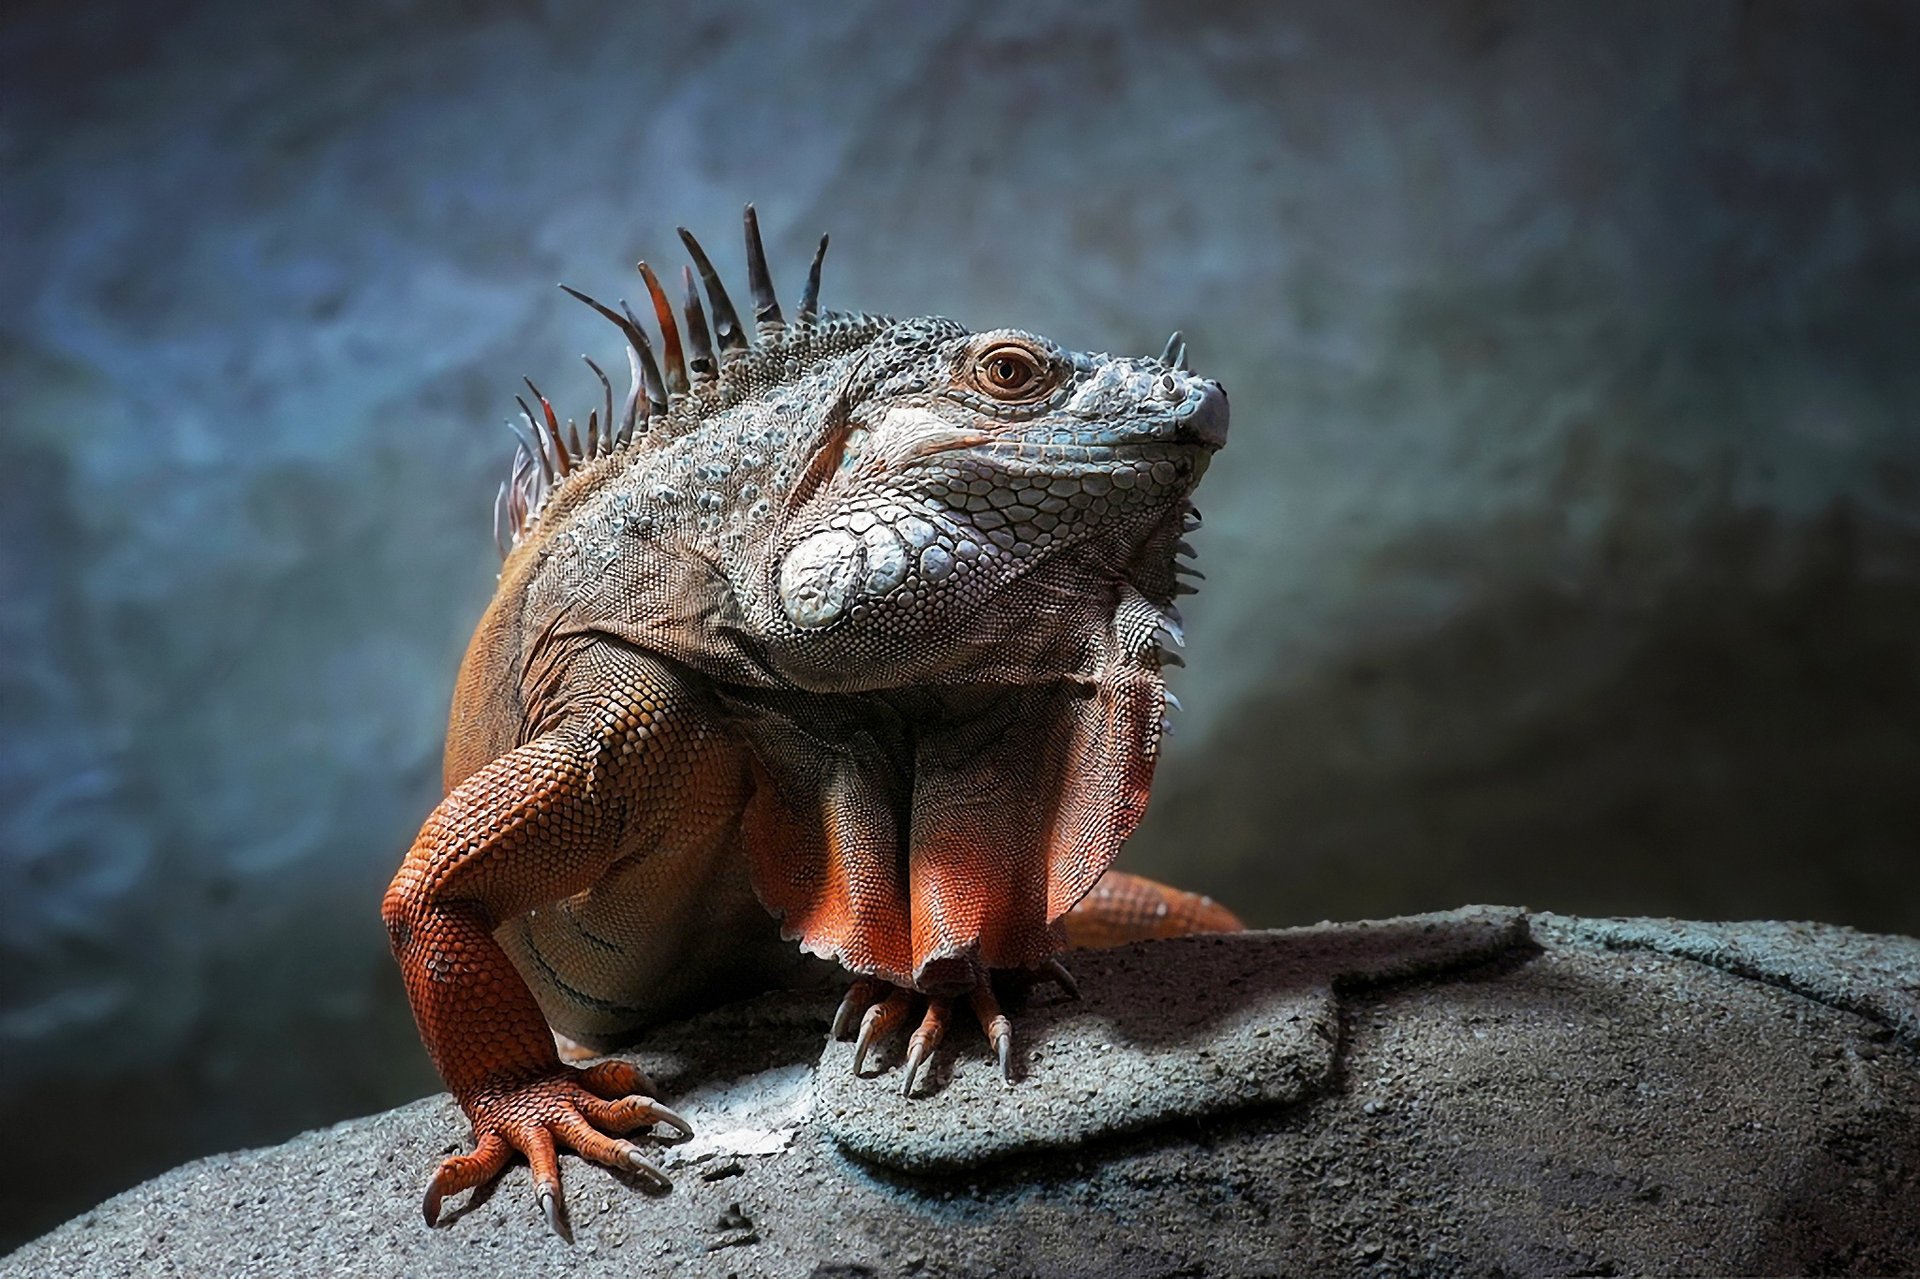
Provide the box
[645,1099,693,1140]
[853,1021,877,1074]
[969,987,1015,1086]
[853,991,913,1075]
[831,978,878,1040]
[621,1143,670,1184]
[1044,957,1081,1000]
[901,1039,929,1095]
[538,1183,571,1242]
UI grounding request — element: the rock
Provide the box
[818,906,1531,1172]
[6,907,1918,1277]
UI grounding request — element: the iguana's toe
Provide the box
[421,1131,509,1227]
[900,997,953,1095]
[521,1123,570,1241]
[853,989,915,1074]
[575,1091,691,1138]
[575,1057,660,1100]
[830,977,882,1040]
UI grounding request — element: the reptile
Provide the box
[382,206,1238,1237]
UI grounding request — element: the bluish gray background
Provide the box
[3,0,1918,1249]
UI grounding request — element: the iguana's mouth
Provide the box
[974,438,1209,459]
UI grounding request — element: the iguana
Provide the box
[383,206,1237,1237]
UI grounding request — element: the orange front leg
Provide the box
[382,654,707,1238]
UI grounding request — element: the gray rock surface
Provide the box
[1535,912,1920,1047]
[820,907,1531,1172]
[7,907,1918,1278]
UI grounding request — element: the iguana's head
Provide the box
[765,313,1225,686]
[501,207,1224,693]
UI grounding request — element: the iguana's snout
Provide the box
[1050,343,1227,460]
[1149,328,1225,443]
[1126,366,1227,453]
[1180,376,1229,451]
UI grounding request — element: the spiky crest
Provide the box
[499,206,889,555]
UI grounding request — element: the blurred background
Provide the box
[4,0,1918,1250]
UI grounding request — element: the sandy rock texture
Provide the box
[6,907,1916,1278]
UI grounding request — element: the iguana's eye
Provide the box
[975,345,1045,400]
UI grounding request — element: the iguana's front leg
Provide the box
[823,674,1243,1094]
[382,644,726,1238]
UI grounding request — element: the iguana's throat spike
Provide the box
[677,227,749,357]
[743,203,784,333]
[637,262,690,398]
[798,233,829,324]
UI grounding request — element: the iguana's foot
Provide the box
[424,1059,690,1239]
[831,965,1074,1095]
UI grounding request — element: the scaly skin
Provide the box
[1060,869,1244,950]
[384,207,1234,1234]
